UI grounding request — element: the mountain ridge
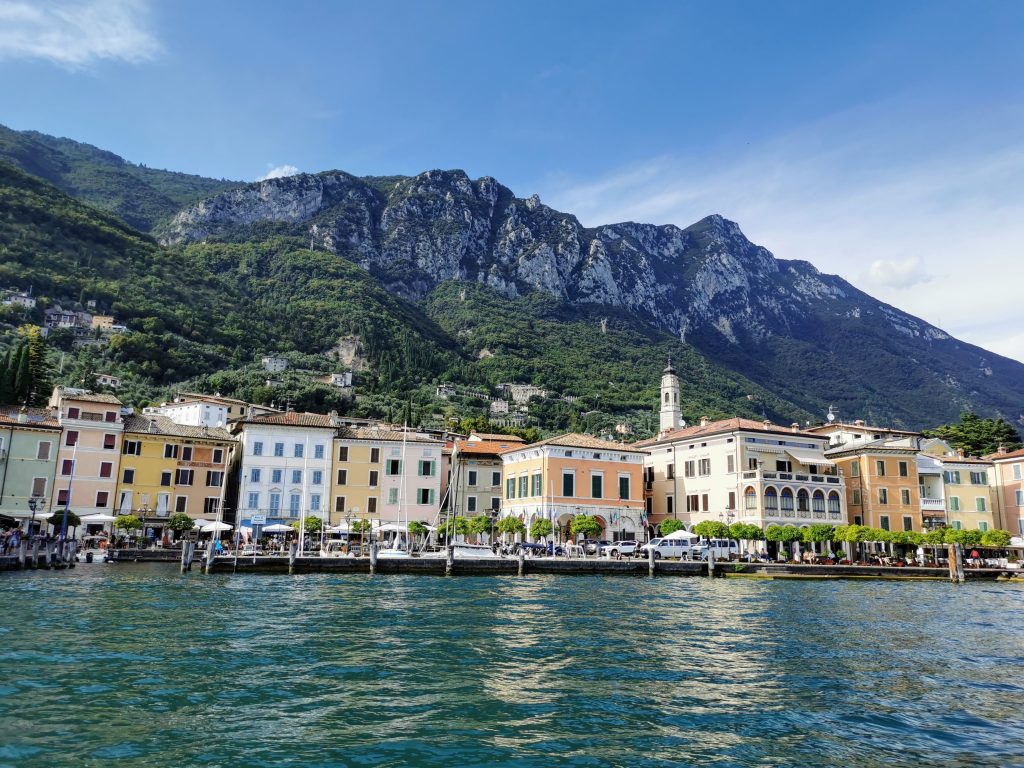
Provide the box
[1,125,1021,431]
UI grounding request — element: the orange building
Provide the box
[500,433,646,543]
[987,446,1024,536]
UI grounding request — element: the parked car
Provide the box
[694,538,740,561]
[639,537,694,560]
[581,539,610,554]
[601,540,639,557]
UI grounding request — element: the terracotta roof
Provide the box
[470,432,526,443]
[988,447,1024,461]
[60,390,122,405]
[340,426,442,444]
[635,417,819,448]
[503,432,646,455]
[242,411,336,428]
[0,406,60,429]
[122,414,233,441]
[941,456,995,466]
[175,391,255,407]
[456,439,522,456]
[806,422,920,436]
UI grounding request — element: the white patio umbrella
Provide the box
[263,523,293,533]
[199,520,233,532]
[663,529,699,540]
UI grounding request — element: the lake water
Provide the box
[1,564,1023,767]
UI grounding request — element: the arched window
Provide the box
[764,487,778,511]
[828,491,841,513]
[797,489,810,512]
[744,486,757,509]
[812,490,825,513]
[781,488,794,512]
[673,392,678,403]
[664,392,670,404]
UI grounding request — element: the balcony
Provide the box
[920,497,945,511]
[743,508,843,522]
[741,470,843,487]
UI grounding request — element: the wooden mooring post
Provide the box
[948,543,965,583]
[648,546,656,577]
[30,538,40,569]
[288,543,298,575]
[445,544,455,576]
[17,540,26,569]
[518,547,525,577]
[369,543,377,575]
[180,541,195,573]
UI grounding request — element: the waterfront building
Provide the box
[640,417,843,537]
[235,411,335,529]
[331,426,443,529]
[988,446,1024,537]
[500,433,646,543]
[0,406,61,530]
[115,414,234,535]
[937,454,999,532]
[47,388,124,518]
[450,433,525,519]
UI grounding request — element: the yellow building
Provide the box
[940,457,999,532]
[331,426,444,528]
[116,414,234,537]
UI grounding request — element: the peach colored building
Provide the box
[500,433,646,543]
[989,446,1024,537]
[48,387,124,518]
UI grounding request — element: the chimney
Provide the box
[854,419,866,427]
[957,448,965,459]
[762,419,772,430]
[790,422,800,433]
[148,418,158,434]
[700,416,709,427]
[997,444,1007,455]
[17,406,28,424]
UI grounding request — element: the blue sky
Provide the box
[2,0,1023,362]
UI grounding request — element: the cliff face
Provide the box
[161,168,1024,428]
[163,170,850,340]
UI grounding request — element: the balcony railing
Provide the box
[743,509,843,522]
[920,497,945,511]
[741,470,843,486]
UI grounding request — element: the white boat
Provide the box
[422,543,502,559]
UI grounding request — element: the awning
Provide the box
[785,447,835,467]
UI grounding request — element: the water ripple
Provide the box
[1,566,1023,766]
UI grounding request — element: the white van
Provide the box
[640,537,694,560]
[694,538,740,561]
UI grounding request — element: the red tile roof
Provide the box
[243,411,336,428]
[988,447,1024,461]
[635,417,817,448]
[456,439,522,456]
[503,432,646,455]
[0,406,60,429]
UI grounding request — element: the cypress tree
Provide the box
[24,326,52,406]
[13,344,30,403]
[0,349,12,403]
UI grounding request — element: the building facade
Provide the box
[47,388,124,518]
[116,414,234,534]
[501,434,646,543]
[939,456,999,532]
[989,446,1024,536]
[235,412,336,529]
[642,417,845,536]
[0,406,61,528]
[450,433,525,519]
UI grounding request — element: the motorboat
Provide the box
[422,542,502,559]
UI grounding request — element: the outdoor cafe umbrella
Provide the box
[80,513,117,523]
[199,520,233,533]
[263,523,293,533]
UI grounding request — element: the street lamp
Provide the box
[28,495,39,538]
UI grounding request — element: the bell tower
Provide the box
[659,357,681,435]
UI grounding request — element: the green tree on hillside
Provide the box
[924,412,1022,456]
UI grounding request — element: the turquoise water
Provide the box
[1,565,1023,767]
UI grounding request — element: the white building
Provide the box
[151,399,230,429]
[95,373,121,390]
[501,383,547,405]
[234,412,336,529]
[261,356,289,373]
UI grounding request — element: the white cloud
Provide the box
[541,100,1024,363]
[258,164,300,181]
[0,0,162,68]
[867,257,931,290]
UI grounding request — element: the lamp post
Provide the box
[28,495,39,539]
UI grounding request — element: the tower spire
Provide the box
[659,359,681,435]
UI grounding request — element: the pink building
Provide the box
[48,388,124,518]
[990,446,1024,537]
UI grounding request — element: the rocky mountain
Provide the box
[0,124,240,231]
[161,169,1024,429]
